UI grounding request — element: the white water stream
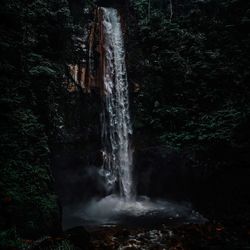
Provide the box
[101,7,134,200]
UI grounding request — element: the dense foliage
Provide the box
[129,0,250,169]
[0,0,76,245]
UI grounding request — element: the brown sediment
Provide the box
[67,64,86,92]
[67,8,99,93]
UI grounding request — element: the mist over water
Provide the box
[63,195,206,229]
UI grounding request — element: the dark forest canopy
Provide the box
[129,0,250,160]
[0,0,250,249]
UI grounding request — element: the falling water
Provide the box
[101,7,134,200]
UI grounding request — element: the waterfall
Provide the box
[100,7,134,200]
[63,7,206,230]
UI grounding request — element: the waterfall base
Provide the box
[63,195,206,230]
